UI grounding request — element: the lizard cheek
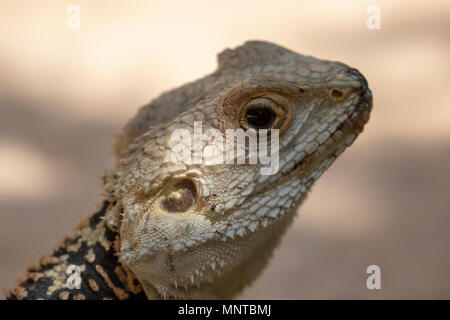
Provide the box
[159,179,197,213]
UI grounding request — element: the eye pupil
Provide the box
[245,107,275,129]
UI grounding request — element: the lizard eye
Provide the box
[240,97,285,130]
[243,98,276,129]
[239,97,286,129]
[245,106,275,129]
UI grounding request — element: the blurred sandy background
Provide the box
[1,0,449,299]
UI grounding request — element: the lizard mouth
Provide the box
[283,88,372,179]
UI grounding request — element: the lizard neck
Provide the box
[6,200,147,300]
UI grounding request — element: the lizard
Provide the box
[5,40,372,300]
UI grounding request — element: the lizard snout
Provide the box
[345,67,373,110]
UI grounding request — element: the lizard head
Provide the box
[112,41,372,298]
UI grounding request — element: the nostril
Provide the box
[160,179,197,213]
[330,88,344,100]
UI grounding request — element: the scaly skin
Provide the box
[5,41,372,299]
[6,198,146,300]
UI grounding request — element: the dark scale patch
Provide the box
[7,200,147,300]
[167,254,175,273]
[10,277,54,300]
